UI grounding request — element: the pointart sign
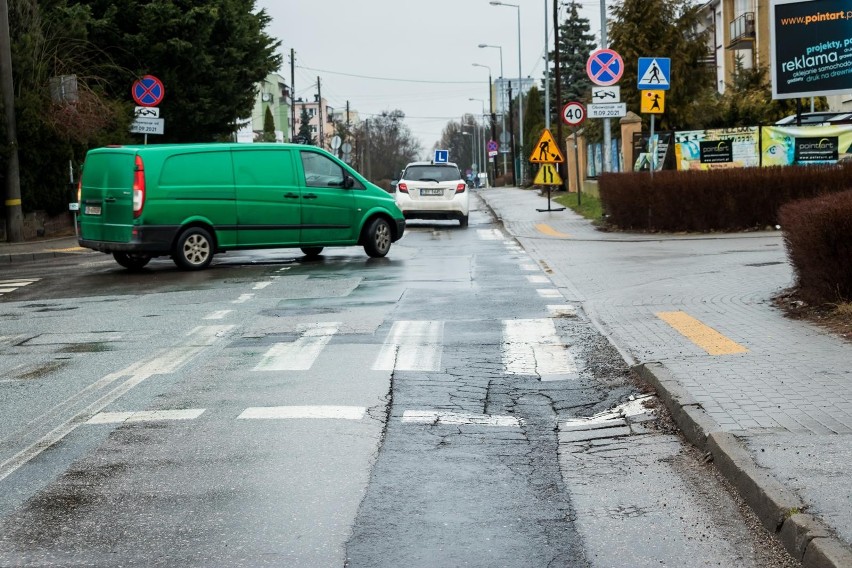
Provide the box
[770,0,852,98]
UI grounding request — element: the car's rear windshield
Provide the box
[403,165,461,182]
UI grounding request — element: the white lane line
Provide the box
[537,288,563,299]
[372,320,444,371]
[238,405,366,420]
[502,318,577,380]
[527,275,549,284]
[0,289,16,293]
[253,282,272,290]
[254,323,339,371]
[519,263,539,271]
[0,279,39,285]
[204,310,232,320]
[0,325,232,483]
[86,409,205,425]
[232,294,254,304]
[547,305,577,317]
[477,229,504,240]
[402,410,522,427]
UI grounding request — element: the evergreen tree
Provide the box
[609,0,715,130]
[262,106,276,142]
[298,107,316,146]
[523,86,544,155]
[549,2,596,107]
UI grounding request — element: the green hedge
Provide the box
[779,189,852,303]
[599,163,852,232]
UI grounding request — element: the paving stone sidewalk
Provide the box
[479,186,852,568]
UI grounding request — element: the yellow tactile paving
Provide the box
[535,224,572,238]
[655,311,749,355]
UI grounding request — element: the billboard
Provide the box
[762,125,852,166]
[674,128,760,170]
[770,0,852,99]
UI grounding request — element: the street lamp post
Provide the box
[469,98,488,185]
[489,1,524,186]
[478,44,508,182]
[462,131,475,186]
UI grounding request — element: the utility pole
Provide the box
[316,76,323,148]
[508,82,517,184]
[364,119,372,181]
[1,0,22,242]
[290,49,296,142]
[554,0,566,191]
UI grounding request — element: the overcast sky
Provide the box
[256,0,606,157]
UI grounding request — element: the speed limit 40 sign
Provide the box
[561,102,586,127]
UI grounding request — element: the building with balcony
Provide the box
[237,73,291,143]
[293,97,336,152]
[699,0,769,94]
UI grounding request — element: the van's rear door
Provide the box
[79,148,137,243]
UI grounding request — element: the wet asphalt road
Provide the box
[0,193,795,567]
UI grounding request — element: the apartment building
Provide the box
[293,97,335,152]
[238,73,291,142]
[698,0,850,111]
[699,0,769,94]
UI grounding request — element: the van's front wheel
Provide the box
[173,227,214,270]
[363,217,392,258]
[113,252,151,271]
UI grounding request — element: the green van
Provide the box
[78,143,406,270]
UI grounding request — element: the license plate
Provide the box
[421,189,443,196]
[85,205,102,215]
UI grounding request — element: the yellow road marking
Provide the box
[656,311,749,355]
[535,224,572,238]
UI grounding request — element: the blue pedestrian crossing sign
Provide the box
[637,58,670,90]
[434,149,449,163]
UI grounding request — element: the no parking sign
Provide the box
[586,49,624,87]
[132,75,165,107]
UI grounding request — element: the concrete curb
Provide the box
[1,250,93,264]
[633,361,852,568]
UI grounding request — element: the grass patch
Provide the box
[554,192,603,221]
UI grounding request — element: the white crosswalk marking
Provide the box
[254,323,339,371]
[477,229,504,240]
[502,318,577,380]
[373,320,444,371]
[527,275,549,284]
[203,310,232,320]
[0,278,39,296]
[238,406,366,420]
[86,409,205,424]
[537,288,563,299]
[402,410,522,427]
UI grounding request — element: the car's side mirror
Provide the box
[343,175,355,189]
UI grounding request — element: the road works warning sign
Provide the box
[529,129,565,164]
[533,164,562,186]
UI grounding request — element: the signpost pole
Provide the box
[649,114,655,178]
[599,0,611,174]
[573,128,582,206]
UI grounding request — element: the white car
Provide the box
[394,161,470,227]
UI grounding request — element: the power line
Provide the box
[296,65,481,85]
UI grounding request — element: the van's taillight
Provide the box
[132,155,145,218]
[398,182,408,193]
[456,183,466,193]
[76,176,82,203]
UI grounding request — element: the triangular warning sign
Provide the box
[638,58,669,87]
[529,129,565,163]
[533,163,563,186]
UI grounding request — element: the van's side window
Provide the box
[300,151,345,188]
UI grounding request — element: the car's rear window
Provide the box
[403,165,461,182]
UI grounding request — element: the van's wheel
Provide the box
[173,227,214,270]
[459,215,469,228]
[300,247,323,259]
[113,252,151,271]
[363,217,392,258]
